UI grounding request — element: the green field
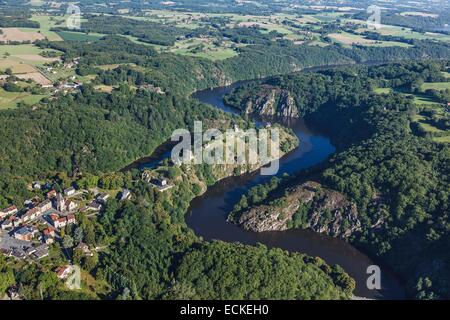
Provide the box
[374,87,393,94]
[0,88,45,109]
[422,82,450,91]
[412,111,449,144]
[412,94,442,106]
[172,38,238,61]
[0,44,61,75]
[174,46,238,61]
[29,15,65,41]
[0,44,46,56]
[329,32,411,48]
[419,121,445,133]
[433,136,450,143]
[313,12,348,22]
[0,44,60,73]
[374,87,443,106]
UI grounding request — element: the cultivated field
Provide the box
[0,59,36,74]
[328,32,411,47]
[0,88,45,110]
[16,72,52,86]
[0,44,60,74]
[0,28,45,43]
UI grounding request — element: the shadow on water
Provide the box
[181,82,406,299]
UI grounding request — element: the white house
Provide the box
[96,193,110,204]
[64,187,76,197]
[37,200,52,214]
[66,200,78,212]
[120,189,132,201]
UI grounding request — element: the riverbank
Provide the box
[185,82,405,299]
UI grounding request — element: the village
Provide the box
[0,182,132,266]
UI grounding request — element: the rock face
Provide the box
[242,85,299,118]
[233,181,362,239]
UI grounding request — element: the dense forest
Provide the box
[352,11,450,33]
[0,13,39,28]
[0,80,228,207]
[224,62,450,299]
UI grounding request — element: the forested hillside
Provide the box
[225,62,450,299]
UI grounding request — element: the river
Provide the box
[134,80,405,299]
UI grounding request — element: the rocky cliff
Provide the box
[241,85,299,118]
[231,181,363,239]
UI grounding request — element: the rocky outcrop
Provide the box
[232,181,363,239]
[242,85,299,118]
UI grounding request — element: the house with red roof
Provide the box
[0,206,18,219]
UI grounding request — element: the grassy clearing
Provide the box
[412,95,442,106]
[422,82,450,91]
[328,32,411,47]
[412,114,447,138]
[172,38,238,61]
[0,88,45,109]
[30,15,64,41]
[307,40,330,47]
[412,114,426,122]
[433,136,450,143]
[296,15,321,24]
[314,12,348,22]
[0,45,60,63]
[94,85,115,93]
[418,121,446,133]
[374,87,393,94]
[0,44,45,56]
[175,46,238,61]
[96,63,137,71]
[374,87,443,106]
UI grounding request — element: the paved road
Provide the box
[0,230,32,251]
